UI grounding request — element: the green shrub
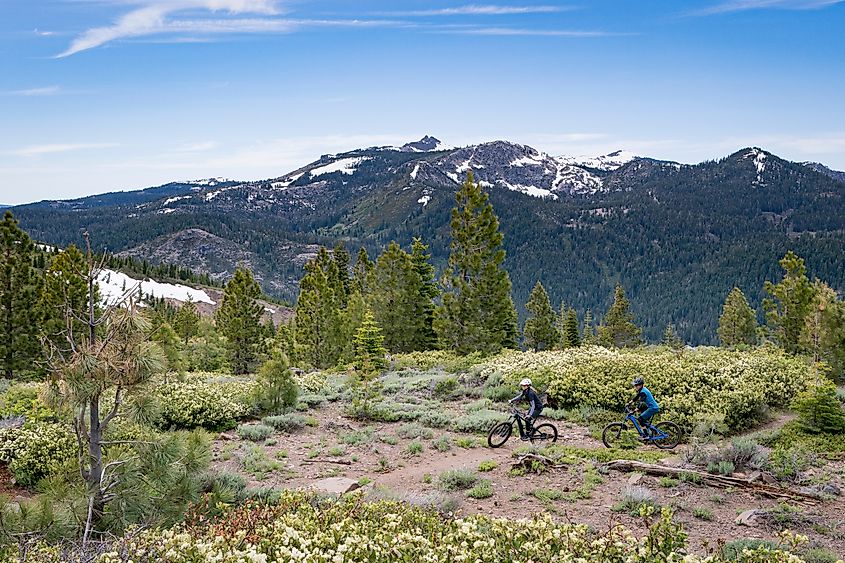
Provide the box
[613,485,659,516]
[406,441,423,456]
[0,422,76,486]
[0,383,57,422]
[209,471,247,492]
[237,423,274,442]
[298,394,327,408]
[721,539,778,560]
[679,472,703,485]
[433,435,451,452]
[439,469,479,491]
[801,547,841,563]
[477,460,498,472]
[379,434,398,445]
[483,385,515,403]
[157,378,255,430]
[659,477,679,488]
[466,480,493,499]
[692,507,713,521]
[341,428,374,445]
[478,347,811,433]
[466,398,492,412]
[392,350,484,372]
[241,444,280,480]
[453,410,503,434]
[767,445,813,481]
[261,414,307,433]
[433,376,458,398]
[530,488,563,503]
[240,486,283,504]
[456,437,478,449]
[327,445,346,457]
[397,423,433,440]
[419,410,451,428]
[791,379,845,434]
[707,460,735,475]
[254,354,299,415]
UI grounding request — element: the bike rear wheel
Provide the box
[652,421,682,449]
[487,422,512,448]
[601,422,628,448]
[529,423,558,445]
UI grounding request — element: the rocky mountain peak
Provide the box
[400,135,444,152]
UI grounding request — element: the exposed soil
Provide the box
[211,403,845,558]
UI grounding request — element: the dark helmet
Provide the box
[631,377,644,387]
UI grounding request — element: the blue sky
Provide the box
[1,0,843,204]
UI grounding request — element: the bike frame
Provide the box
[509,409,530,439]
[624,412,668,441]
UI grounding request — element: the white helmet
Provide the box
[520,378,532,386]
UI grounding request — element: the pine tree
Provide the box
[351,247,375,296]
[173,298,200,345]
[597,284,642,348]
[371,242,425,353]
[662,323,684,350]
[563,308,580,348]
[435,172,518,355]
[801,281,845,379]
[718,287,758,348]
[791,378,845,434]
[582,309,596,345]
[410,237,438,350]
[339,290,368,363]
[332,242,351,308]
[523,281,558,351]
[153,321,183,380]
[255,351,298,414]
[295,256,343,369]
[215,267,264,374]
[40,244,91,359]
[0,211,41,378]
[350,310,387,419]
[764,251,816,354]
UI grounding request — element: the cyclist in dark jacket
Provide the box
[628,377,660,437]
[509,378,543,431]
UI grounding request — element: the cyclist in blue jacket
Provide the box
[628,377,660,437]
[509,378,543,432]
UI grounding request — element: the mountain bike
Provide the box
[487,408,558,448]
[601,405,681,449]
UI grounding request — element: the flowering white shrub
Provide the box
[477,346,811,431]
[0,422,76,485]
[156,374,257,430]
[3,492,808,562]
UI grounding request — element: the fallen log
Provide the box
[512,453,569,472]
[301,458,353,466]
[603,460,820,505]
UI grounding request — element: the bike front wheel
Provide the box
[652,421,682,449]
[529,423,558,445]
[601,422,629,448]
[487,422,513,448]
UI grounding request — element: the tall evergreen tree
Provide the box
[410,237,439,350]
[332,242,351,308]
[294,256,343,368]
[764,251,816,354]
[215,267,264,374]
[523,281,558,351]
[351,247,375,296]
[662,323,684,350]
[801,281,845,379]
[597,284,642,348]
[718,287,758,348]
[582,309,596,345]
[563,308,581,349]
[435,172,518,354]
[371,242,424,353]
[0,211,41,378]
[40,244,91,359]
[173,298,200,345]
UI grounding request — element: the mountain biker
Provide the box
[628,377,660,437]
[509,378,543,432]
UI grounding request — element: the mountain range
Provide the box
[10,137,845,344]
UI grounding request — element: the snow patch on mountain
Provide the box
[163,195,191,205]
[272,172,304,189]
[559,150,638,171]
[97,269,216,306]
[498,180,557,200]
[410,163,421,180]
[310,157,369,178]
[183,177,229,186]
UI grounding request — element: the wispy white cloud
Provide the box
[172,141,219,152]
[689,0,843,16]
[57,0,282,57]
[4,86,62,96]
[58,0,409,57]
[381,5,571,16]
[449,27,620,37]
[9,143,119,157]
